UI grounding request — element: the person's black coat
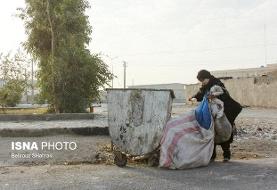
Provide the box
[192,76,242,125]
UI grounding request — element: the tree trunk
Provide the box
[46,0,58,112]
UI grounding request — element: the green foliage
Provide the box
[0,80,25,107]
[0,52,27,107]
[20,0,113,113]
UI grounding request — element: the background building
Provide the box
[186,64,277,108]
[211,64,277,79]
[0,79,5,88]
[128,83,186,103]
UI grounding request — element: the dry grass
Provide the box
[0,107,48,115]
[96,143,158,167]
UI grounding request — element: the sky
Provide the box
[0,0,277,87]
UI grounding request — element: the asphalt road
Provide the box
[1,158,277,190]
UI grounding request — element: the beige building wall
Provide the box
[225,77,277,108]
[185,74,277,108]
[211,64,277,79]
[128,83,186,103]
[185,83,201,101]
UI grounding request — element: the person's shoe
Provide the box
[223,157,230,162]
[223,150,231,162]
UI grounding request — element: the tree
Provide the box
[19,0,113,113]
[0,52,28,107]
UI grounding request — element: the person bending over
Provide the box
[189,70,242,162]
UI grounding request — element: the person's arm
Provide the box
[209,85,224,99]
[189,89,205,102]
[211,85,224,96]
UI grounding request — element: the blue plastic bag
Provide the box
[195,96,212,130]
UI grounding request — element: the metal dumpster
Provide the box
[107,88,175,166]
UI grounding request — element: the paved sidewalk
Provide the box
[0,114,107,129]
[0,115,108,137]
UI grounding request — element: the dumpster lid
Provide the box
[106,88,175,99]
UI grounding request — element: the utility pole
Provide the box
[31,60,34,104]
[264,23,267,66]
[123,61,127,89]
[111,64,114,88]
[25,68,28,104]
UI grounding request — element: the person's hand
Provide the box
[208,94,215,99]
[188,97,196,101]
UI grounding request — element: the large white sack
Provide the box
[209,97,232,144]
[159,110,214,169]
[214,114,232,144]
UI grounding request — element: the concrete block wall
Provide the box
[185,76,277,108]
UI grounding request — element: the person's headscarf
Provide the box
[197,69,225,92]
[197,70,212,81]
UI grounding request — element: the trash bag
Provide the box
[209,97,232,144]
[195,96,212,130]
[159,110,214,169]
[214,114,232,144]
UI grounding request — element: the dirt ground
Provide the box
[171,104,277,161]
[229,116,277,160]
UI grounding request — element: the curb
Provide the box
[0,113,95,122]
[0,126,109,137]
